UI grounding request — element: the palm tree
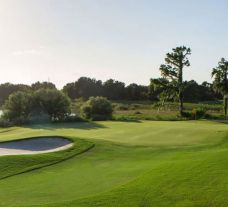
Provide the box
[212,58,228,115]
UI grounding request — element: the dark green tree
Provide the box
[33,89,71,120]
[3,89,71,123]
[62,82,77,100]
[103,79,125,100]
[63,77,103,100]
[125,83,148,100]
[0,83,30,105]
[184,81,217,102]
[81,96,112,120]
[3,91,33,124]
[159,46,191,115]
[150,78,172,101]
[31,81,56,90]
[212,58,228,115]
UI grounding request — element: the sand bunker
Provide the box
[0,137,73,156]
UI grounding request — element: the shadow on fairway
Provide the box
[212,120,228,125]
[113,119,142,123]
[25,121,107,130]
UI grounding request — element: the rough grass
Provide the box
[71,100,225,121]
[111,101,225,121]
[0,121,227,207]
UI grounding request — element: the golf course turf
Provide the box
[0,120,227,207]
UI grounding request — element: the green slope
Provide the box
[0,121,226,146]
[0,121,227,207]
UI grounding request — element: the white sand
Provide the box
[0,137,73,156]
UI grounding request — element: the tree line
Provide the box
[0,82,56,106]
[0,78,221,107]
[0,46,227,117]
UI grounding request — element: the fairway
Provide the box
[0,120,227,207]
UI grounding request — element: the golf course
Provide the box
[0,120,227,207]
[1,1,228,206]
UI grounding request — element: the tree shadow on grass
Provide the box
[211,119,228,125]
[112,119,142,123]
[24,121,107,130]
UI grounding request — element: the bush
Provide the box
[81,97,112,120]
[191,107,207,119]
[181,111,192,118]
[54,114,86,123]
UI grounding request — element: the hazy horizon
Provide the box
[1,0,228,88]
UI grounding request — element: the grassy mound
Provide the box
[0,121,227,207]
[0,136,93,180]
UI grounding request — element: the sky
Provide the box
[0,0,228,88]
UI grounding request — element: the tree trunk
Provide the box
[179,90,184,116]
[224,96,228,116]
[178,62,183,116]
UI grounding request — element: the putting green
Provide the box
[0,120,227,207]
[0,121,226,146]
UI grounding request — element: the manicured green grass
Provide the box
[0,121,226,146]
[0,137,93,180]
[0,121,227,207]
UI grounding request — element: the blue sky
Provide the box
[0,0,228,88]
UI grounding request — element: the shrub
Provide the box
[54,114,86,123]
[191,107,207,119]
[81,97,112,120]
[181,111,192,118]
